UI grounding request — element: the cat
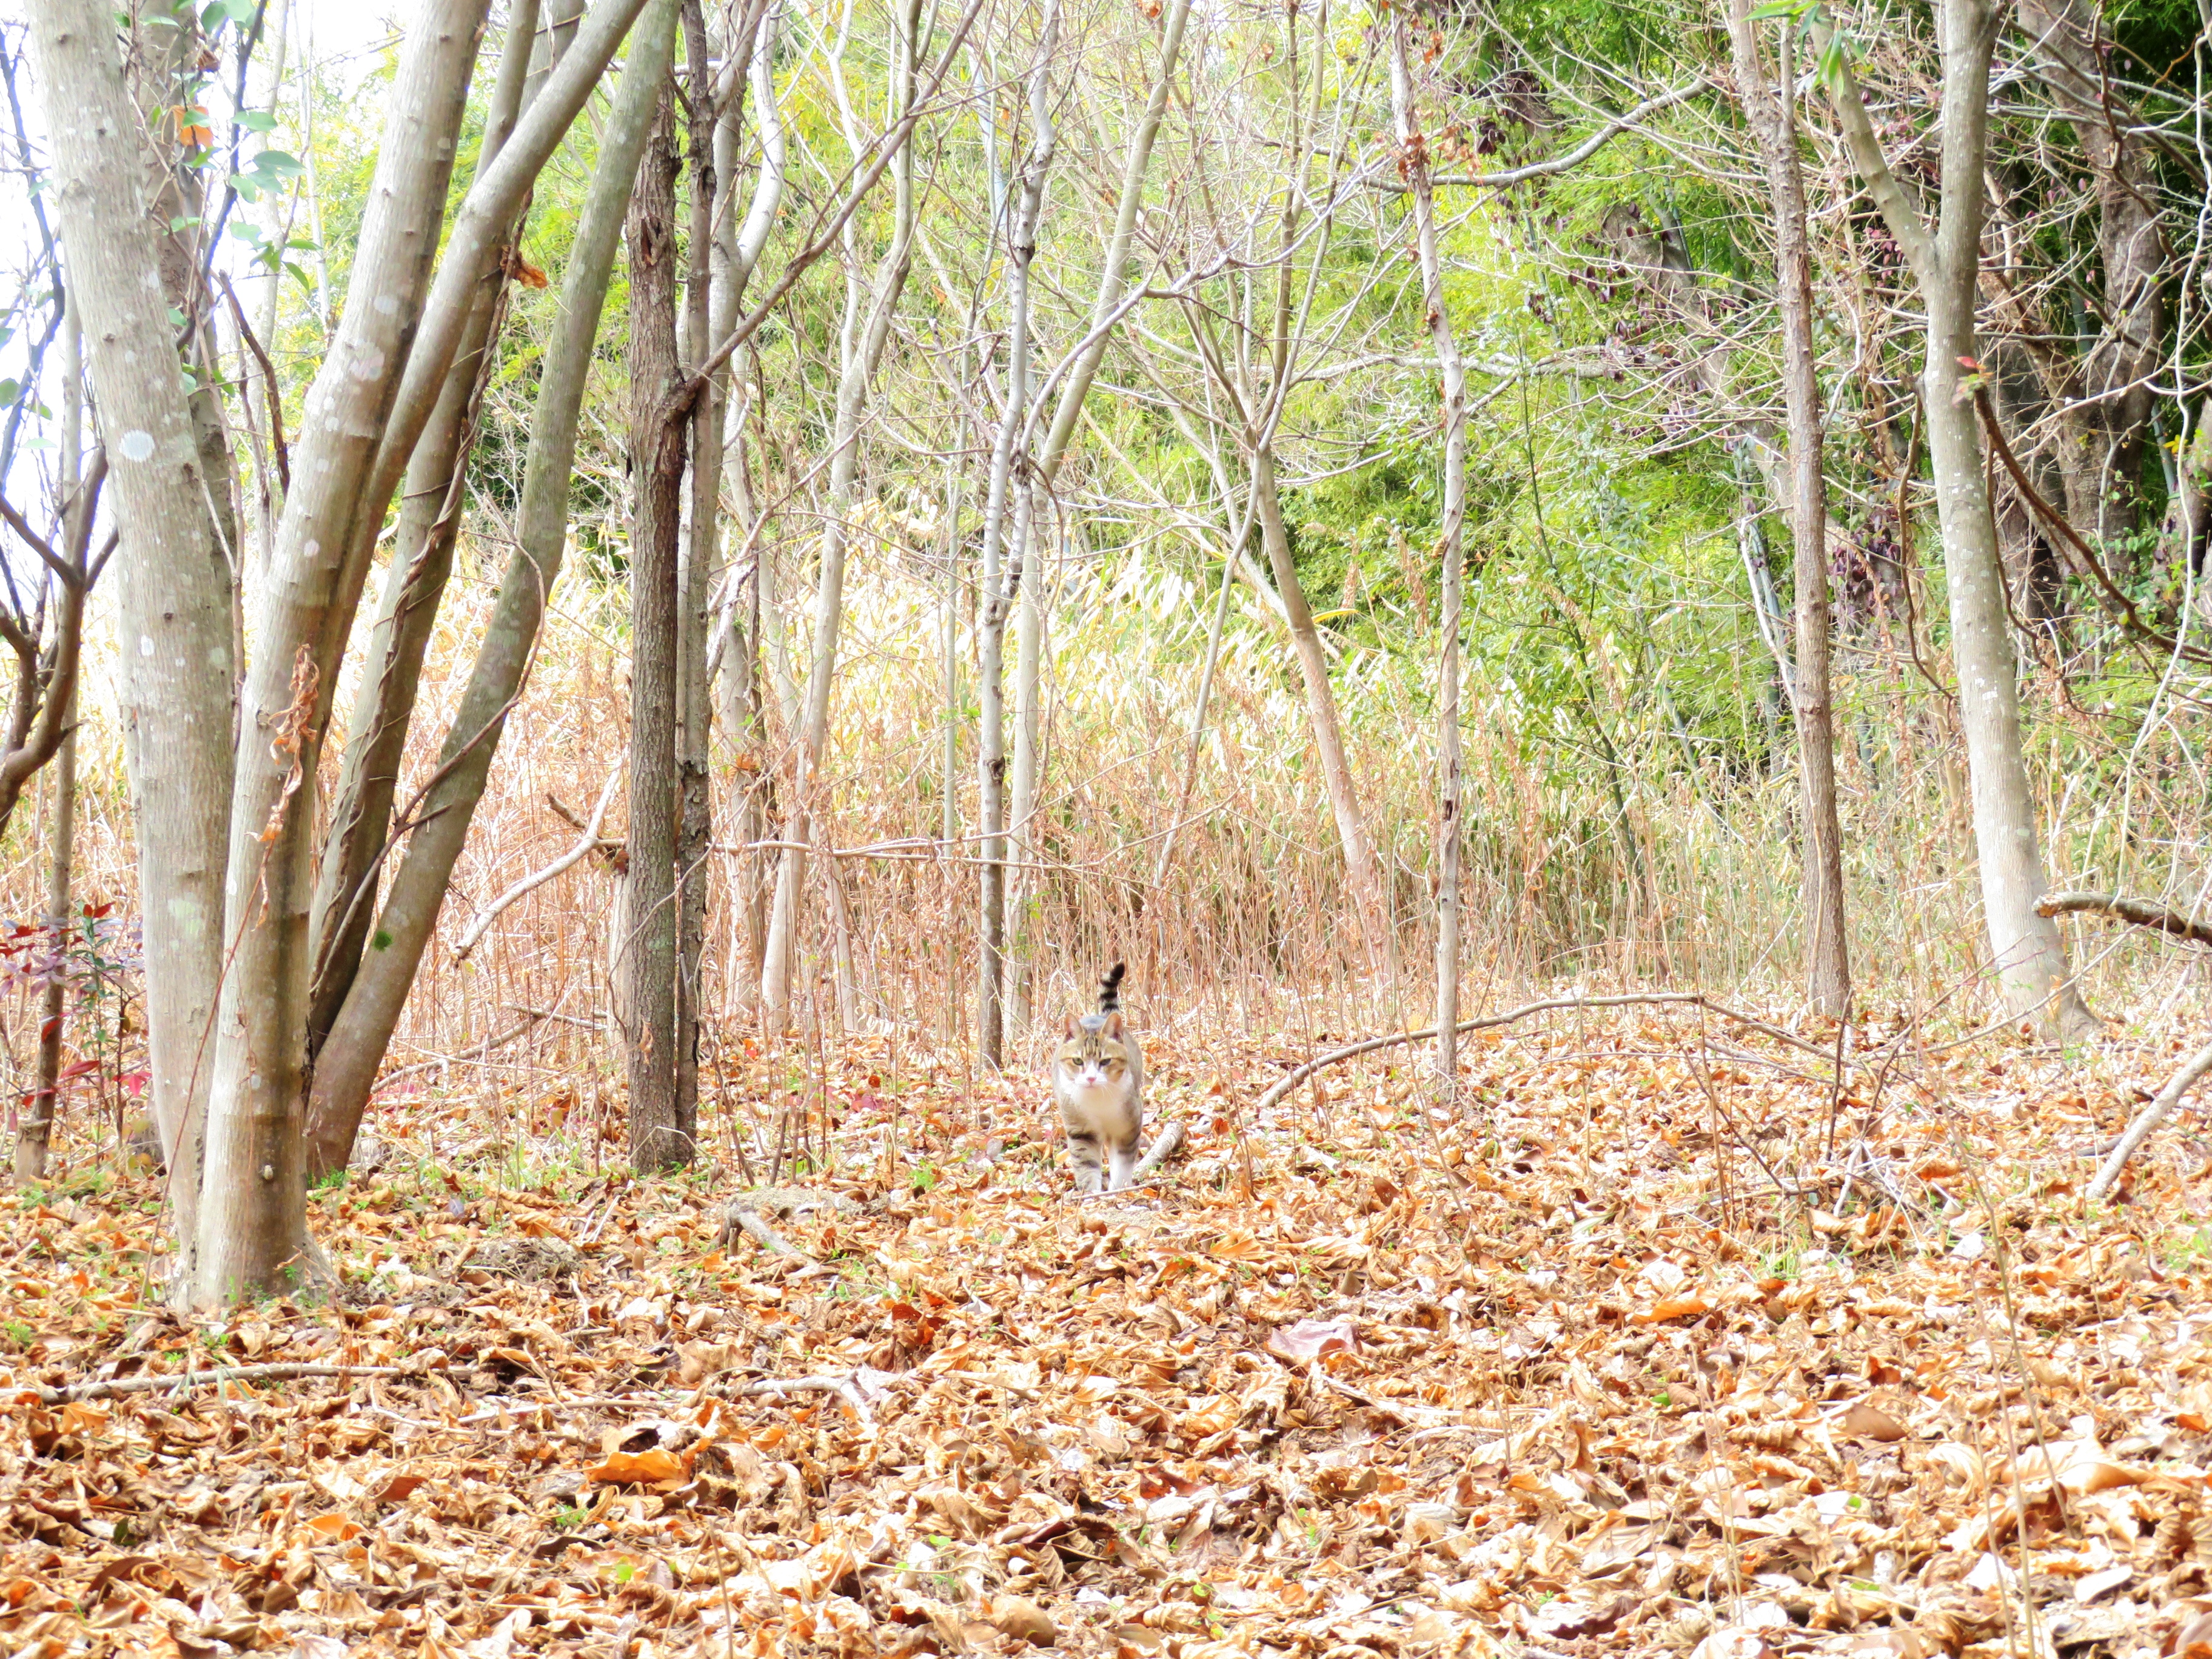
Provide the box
[1051,963,1144,1193]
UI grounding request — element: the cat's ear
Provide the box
[1064,1014,1079,1038]
[1102,1011,1124,1039]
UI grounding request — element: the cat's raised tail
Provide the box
[1098,962,1127,1014]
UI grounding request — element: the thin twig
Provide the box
[36,1362,402,1405]
[1252,993,1831,1116]
[455,762,626,959]
[1975,390,2212,668]
[372,1008,553,1093]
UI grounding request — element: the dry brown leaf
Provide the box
[584,1447,683,1485]
[1834,1399,1909,1442]
[1689,1627,1778,1659]
[1632,1294,1714,1324]
[988,1594,1059,1646]
[1265,1318,1359,1362]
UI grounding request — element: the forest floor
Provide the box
[4,999,2212,1659]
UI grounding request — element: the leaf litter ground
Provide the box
[7,1006,2212,1659]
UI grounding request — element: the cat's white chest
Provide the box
[1057,1075,1133,1136]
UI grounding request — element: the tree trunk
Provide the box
[1727,0,1850,1017]
[18,697,76,1186]
[339,0,659,630]
[309,0,549,1053]
[624,84,691,1171]
[2014,0,2165,566]
[759,0,925,1030]
[1007,478,1045,1037]
[972,0,1058,1065]
[133,9,249,648]
[1389,16,1467,1085]
[303,0,684,1180]
[706,0,782,1016]
[1250,445,1394,970]
[1033,0,1191,477]
[939,467,964,850]
[1823,1,2091,1034]
[15,303,83,1187]
[26,0,238,1248]
[672,0,754,1142]
[194,0,498,1308]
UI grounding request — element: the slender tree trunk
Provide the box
[309,0,548,1051]
[1823,1,2091,1034]
[194,0,498,1307]
[939,467,964,849]
[18,701,76,1185]
[2014,0,2164,566]
[625,85,691,1171]
[708,0,782,1015]
[1389,17,1467,1085]
[1007,479,1045,1036]
[977,532,1011,1062]
[26,0,238,1248]
[1250,446,1393,968]
[1728,0,1849,1016]
[338,0,657,632]
[973,0,1059,1065]
[760,0,924,1030]
[672,0,761,1131]
[303,0,683,1179]
[15,304,82,1187]
[133,11,248,621]
[1032,0,1191,477]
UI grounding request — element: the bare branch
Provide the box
[1812,22,1939,290]
[454,760,625,959]
[2088,1041,2212,1201]
[2036,891,2212,947]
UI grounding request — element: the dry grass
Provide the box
[1,529,2207,1181]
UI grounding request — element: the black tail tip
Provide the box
[1099,961,1127,1010]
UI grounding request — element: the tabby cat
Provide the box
[1051,964,1144,1193]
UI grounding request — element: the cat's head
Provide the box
[1056,1009,1133,1090]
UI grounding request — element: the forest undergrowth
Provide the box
[5,994,2212,1658]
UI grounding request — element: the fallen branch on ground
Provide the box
[2036,890,2212,949]
[35,1362,403,1406]
[717,1205,809,1260]
[718,1371,883,1421]
[2088,1038,2212,1201]
[1252,993,1832,1116]
[1135,1121,1185,1181]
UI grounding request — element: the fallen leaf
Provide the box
[988,1595,1059,1647]
[1834,1399,1909,1442]
[1266,1318,1359,1362]
[585,1447,683,1485]
[1632,1295,1714,1324]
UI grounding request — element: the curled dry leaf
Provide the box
[1265,1318,1359,1362]
[1833,1398,1909,1442]
[583,1447,684,1486]
[988,1594,1059,1646]
[1631,1294,1714,1324]
[1689,1626,1778,1659]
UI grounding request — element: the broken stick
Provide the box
[2036,890,2212,949]
[2088,1039,2212,1201]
